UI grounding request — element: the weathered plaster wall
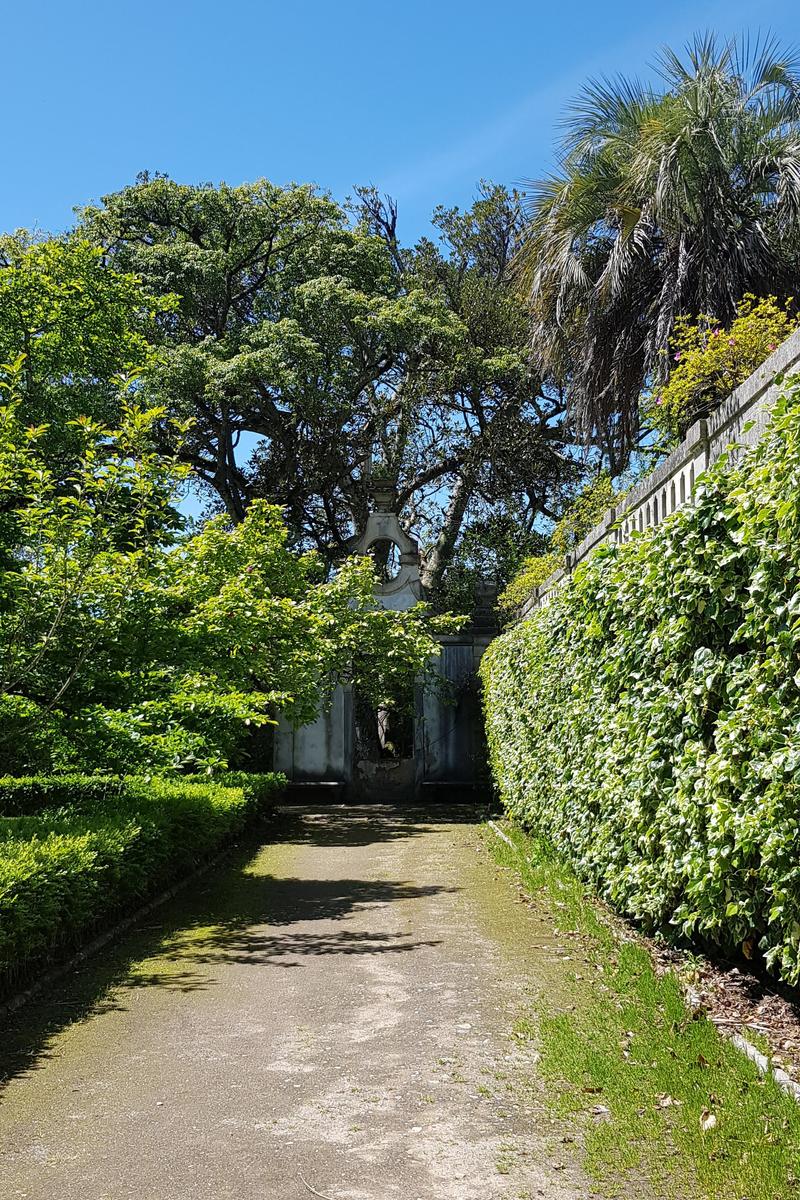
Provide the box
[421,635,493,786]
[273,685,353,783]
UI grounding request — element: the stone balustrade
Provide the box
[521,327,800,617]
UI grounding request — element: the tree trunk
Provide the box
[419,469,473,596]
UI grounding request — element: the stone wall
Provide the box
[521,327,800,616]
[273,685,353,785]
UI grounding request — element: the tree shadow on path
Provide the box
[0,805,472,1098]
[275,802,484,848]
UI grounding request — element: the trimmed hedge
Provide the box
[0,775,123,816]
[481,375,800,985]
[0,772,284,989]
[0,771,281,816]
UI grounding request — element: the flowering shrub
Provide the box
[647,295,798,440]
[482,372,800,984]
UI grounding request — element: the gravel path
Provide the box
[0,806,587,1200]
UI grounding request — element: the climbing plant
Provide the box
[498,473,617,612]
[482,371,800,984]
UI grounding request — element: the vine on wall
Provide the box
[481,372,800,984]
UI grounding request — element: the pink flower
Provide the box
[768,342,777,351]
[728,337,736,346]
[674,352,682,361]
[655,394,664,406]
[711,329,721,338]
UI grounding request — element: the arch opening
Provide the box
[368,538,403,583]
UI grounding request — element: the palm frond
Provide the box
[516,30,800,468]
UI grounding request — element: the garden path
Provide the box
[0,807,587,1200]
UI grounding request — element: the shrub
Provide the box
[0,774,123,815]
[0,772,284,989]
[176,771,282,808]
[497,552,560,613]
[646,295,799,441]
[481,372,800,985]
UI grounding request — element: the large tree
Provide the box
[0,364,456,775]
[518,33,800,470]
[80,177,576,598]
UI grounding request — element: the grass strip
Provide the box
[488,819,800,1200]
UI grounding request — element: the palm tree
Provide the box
[519,33,800,471]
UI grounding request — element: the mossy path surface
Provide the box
[0,807,587,1200]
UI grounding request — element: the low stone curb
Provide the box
[683,985,800,1104]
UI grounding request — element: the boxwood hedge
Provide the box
[0,772,283,990]
[481,375,800,985]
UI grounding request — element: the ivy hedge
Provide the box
[481,375,800,985]
[0,772,283,990]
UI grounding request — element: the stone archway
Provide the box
[349,485,423,800]
[274,483,493,802]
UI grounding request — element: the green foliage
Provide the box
[0,361,189,770]
[520,33,800,468]
[184,772,281,807]
[79,178,575,598]
[0,775,121,815]
[0,772,279,817]
[496,552,559,613]
[435,513,549,614]
[80,175,463,534]
[0,363,454,773]
[646,295,799,440]
[498,473,617,612]
[53,502,457,773]
[0,236,174,453]
[548,472,616,557]
[482,373,800,985]
[0,773,284,989]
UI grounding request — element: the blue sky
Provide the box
[6,0,799,245]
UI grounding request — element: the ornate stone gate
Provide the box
[273,487,493,802]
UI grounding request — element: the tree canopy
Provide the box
[0,360,455,774]
[79,176,577,598]
[518,33,800,470]
[0,236,172,455]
